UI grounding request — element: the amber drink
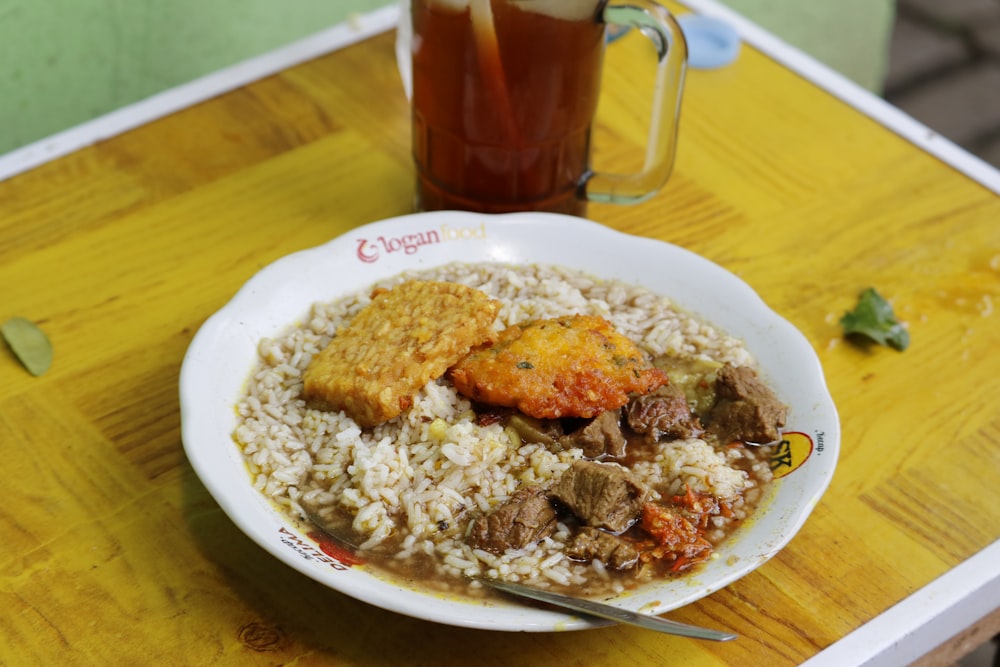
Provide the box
[409,0,688,216]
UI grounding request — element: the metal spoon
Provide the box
[479,578,737,641]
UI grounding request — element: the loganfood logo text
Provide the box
[355,223,486,263]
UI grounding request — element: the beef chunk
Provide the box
[566,527,640,570]
[561,409,627,458]
[551,460,647,533]
[706,364,787,444]
[467,486,557,554]
[626,384,702,442]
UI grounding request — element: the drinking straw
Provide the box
[469,0,521,145]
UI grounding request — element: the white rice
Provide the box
[234,262,771,594]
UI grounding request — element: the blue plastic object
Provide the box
[677,14,741,69]
[606,14,740,69]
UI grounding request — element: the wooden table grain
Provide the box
[2,8,999,665]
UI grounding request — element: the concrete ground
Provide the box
[884,0,1000,169]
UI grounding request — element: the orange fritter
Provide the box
[448,315,668,419]
[303,280,500,427]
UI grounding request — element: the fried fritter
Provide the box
[448,314,668,419]
[303,280,500,427]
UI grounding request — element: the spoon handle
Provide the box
[482,579,737,642]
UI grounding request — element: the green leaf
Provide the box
[2,317,53,376]
[840,288,909,351]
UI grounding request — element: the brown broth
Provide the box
[303,435,774,601]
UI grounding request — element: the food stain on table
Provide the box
[237,621,287,652]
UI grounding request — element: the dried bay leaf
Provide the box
[2,317,53,376]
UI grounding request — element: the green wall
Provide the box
[0,1,387,154]
[0,1,894,156]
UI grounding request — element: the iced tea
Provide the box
[411,0,606,215]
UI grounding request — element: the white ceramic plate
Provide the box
[180,211,839,632]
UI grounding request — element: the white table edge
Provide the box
[802,539,1000,667]
[0,4,997,662]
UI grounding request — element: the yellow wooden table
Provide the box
[2,5,999,665]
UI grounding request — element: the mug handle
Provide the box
[586,1,687,205]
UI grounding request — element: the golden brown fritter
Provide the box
[448,315,668,419]
[303,280,500,427]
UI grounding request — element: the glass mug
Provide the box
[408,0,687,216]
